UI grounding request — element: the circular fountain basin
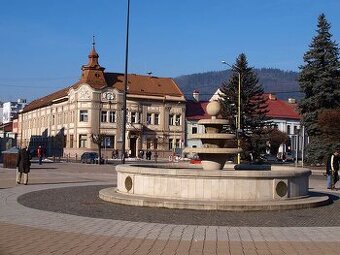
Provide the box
[99,163,330,211]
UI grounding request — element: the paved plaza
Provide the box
[0,162,340,255]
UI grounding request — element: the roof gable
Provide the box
[186,101,210,120]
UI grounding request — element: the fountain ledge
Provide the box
[99,164,330,211]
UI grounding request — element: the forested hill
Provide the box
[174,68,301,101]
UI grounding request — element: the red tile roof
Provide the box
[265,95,300,120]
[104,73,183,97]
[186,101,210,120]
[186,96,300,121]
[22,73,183,113]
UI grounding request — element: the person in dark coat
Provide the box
[16,146,31,185]
[326,146,340,190]
[37,145,43,165]
[146,150,152,160]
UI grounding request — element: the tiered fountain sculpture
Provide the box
[183,100,241,170]
[100,101,330,211]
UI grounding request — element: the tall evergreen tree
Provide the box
[219,53,270,161]
[299,13,340,163]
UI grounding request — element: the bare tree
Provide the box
[268,128,289,156]
[90,133,106,164]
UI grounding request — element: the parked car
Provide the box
[80,152,104,164]
[284,152,295,162]
[260,154,280,163]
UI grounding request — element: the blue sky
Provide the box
[0,0,339,102]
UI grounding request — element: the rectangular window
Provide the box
[80,110,88,122]
[147,113,152,125]
[169,114,174,126]
[100,136,115,148]
[154,113,160,125]
[107,135,115,148]
[70,134,74,148]
[58,114,62,124]
[294,126,298,134]
[287,125,291,135]
[169,138,173,150]
[175,139,180,148]
[101,111,107,122]
[147,139,151,149]
[192,126,197,134]
[131,112,137,123]
[175,115,181,126]
[109,111,116,123]
[154,139,158,149]
[79,134,87,148]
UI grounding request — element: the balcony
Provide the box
[126,123,142,131]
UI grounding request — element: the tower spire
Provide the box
[79,36,106,87]
[92,35,96,49]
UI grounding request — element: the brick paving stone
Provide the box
[175,240,191,254]
[164,240,182,255]
[216,241,230,255]
[1,164,340,255]
[148,240,168,255]
[189,240,204,255]
[203,240,217,254]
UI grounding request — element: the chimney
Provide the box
[17,99,27,104]
[288,98,296,104]
[269,93,277,100]
[193,90,200,102]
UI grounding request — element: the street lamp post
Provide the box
[222,61,241,164]
[121,0,130,164]
[301,125,305,167]
[294,127,301,167]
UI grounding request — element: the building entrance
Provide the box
[130,138,137,157]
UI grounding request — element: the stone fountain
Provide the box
[183,100,241,170]
[99,102,330,211]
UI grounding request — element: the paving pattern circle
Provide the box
[17,184,340,227]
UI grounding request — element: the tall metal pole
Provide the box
[121,0,130,164]
[301,126,305,167]
[237,72,241,164]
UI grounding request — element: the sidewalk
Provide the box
[0,163,339,255]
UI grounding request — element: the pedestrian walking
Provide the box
[16,146,31,185]
[146,150,152,160]
[37,145,43,165]
[139,150,144,159]
[326,146,340,190]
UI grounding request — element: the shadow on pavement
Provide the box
[23,180,96,186]
[309,191,339,202]
[30,167,58,170]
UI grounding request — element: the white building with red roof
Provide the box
[185,90,304,158]
[17,45,186,159]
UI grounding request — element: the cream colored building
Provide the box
[17,46,186,159]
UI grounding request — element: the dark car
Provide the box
[284,152,295,162]
[260,154,280,163]
[81,152,101,164]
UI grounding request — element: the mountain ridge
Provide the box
[174,68,301,101]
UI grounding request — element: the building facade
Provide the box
[265,95,304,157]
[2,99,27,124]
[18,46,186,158]
[185,100,209,151]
